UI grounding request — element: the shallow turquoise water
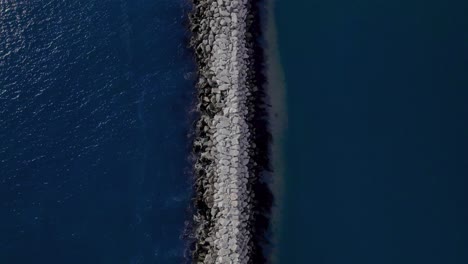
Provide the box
[276,0,468,263]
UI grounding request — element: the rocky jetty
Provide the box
[189,0,271,263]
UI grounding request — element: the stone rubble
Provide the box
[189,0,261,263]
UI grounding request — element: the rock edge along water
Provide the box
[189,0,271,263]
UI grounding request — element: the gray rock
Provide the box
[231,13,238,24]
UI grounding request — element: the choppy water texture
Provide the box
[1,1,195,263]
[276,0,468,263]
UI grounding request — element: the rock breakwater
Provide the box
[189,0,271,263]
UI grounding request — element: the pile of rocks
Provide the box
[189,0,262,263]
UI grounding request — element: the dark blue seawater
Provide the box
[276,0,468,263]
[1,1,195,263]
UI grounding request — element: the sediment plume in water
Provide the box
[188,0,272,263]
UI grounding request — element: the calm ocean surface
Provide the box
[276,0,468,263]
[1,1,195,263]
